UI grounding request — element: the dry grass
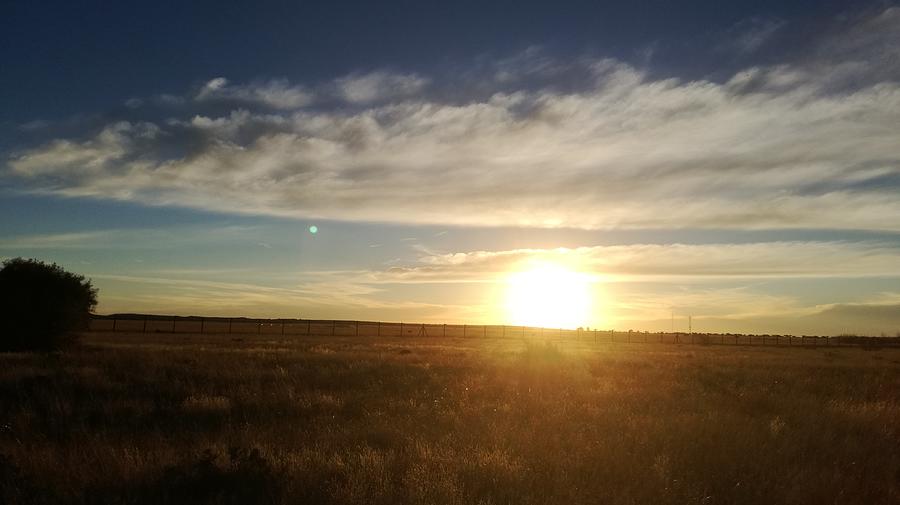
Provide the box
[1,332,899,504]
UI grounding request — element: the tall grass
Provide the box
[1,332,898,504]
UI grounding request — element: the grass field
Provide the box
[2,332,899,504]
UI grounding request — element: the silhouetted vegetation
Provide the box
[1,332,899,504]
[0,258,97,352]
[132,447,283,505]
[0,453,42,504]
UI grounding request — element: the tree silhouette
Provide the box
[0,258,97,352]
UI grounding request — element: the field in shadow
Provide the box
[1,332,899,504]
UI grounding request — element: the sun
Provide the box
[504,262,593,329]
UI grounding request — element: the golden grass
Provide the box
[1,332,899,504]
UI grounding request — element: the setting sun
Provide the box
[505,262,593,329]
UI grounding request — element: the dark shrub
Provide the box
[149,447,283,505]
[0,453,43,504]
[0,258,97,352]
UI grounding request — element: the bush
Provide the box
[0,453,42,504]
[144,447,283,505]
[0,258,97,352]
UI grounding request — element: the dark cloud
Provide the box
[816,302,900,325]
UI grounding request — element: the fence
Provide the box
[87,315,900,348]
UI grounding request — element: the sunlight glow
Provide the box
[505,262,593,329]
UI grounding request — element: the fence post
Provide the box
[200,317,205,335]
[112,318,117,332]
[142,316,147,333]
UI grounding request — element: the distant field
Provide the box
[2,332,899,504]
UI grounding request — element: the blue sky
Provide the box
[2,0,899,334]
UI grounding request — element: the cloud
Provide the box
[334,71,429,104]
[18,119,52,131]
[677,299,900,336]
[0,231,117,249]
[195,77,314,109]
[5,6,900,231]
[815,301,900,327]
[374,241,900,284]
[614,300,900,336]
[719,17,786,54]
[0,225,261,251]
[157,94,186,106]
[8,121,159,184]
[91,272,463,321]
[814,6,900,78]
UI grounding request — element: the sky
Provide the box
[2,0,899,335]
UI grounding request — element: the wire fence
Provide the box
[88,314,900,348]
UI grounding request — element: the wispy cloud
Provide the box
[5,7,900,231]
[91,272,466,321]
[0,225,261,251]
[91,241,900,331]
[334,71,429,104]
[18,119,52,131]
[195,77,314,109]
[0,231,117,249]
[375,241,900,283]
[719,16,786,54]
